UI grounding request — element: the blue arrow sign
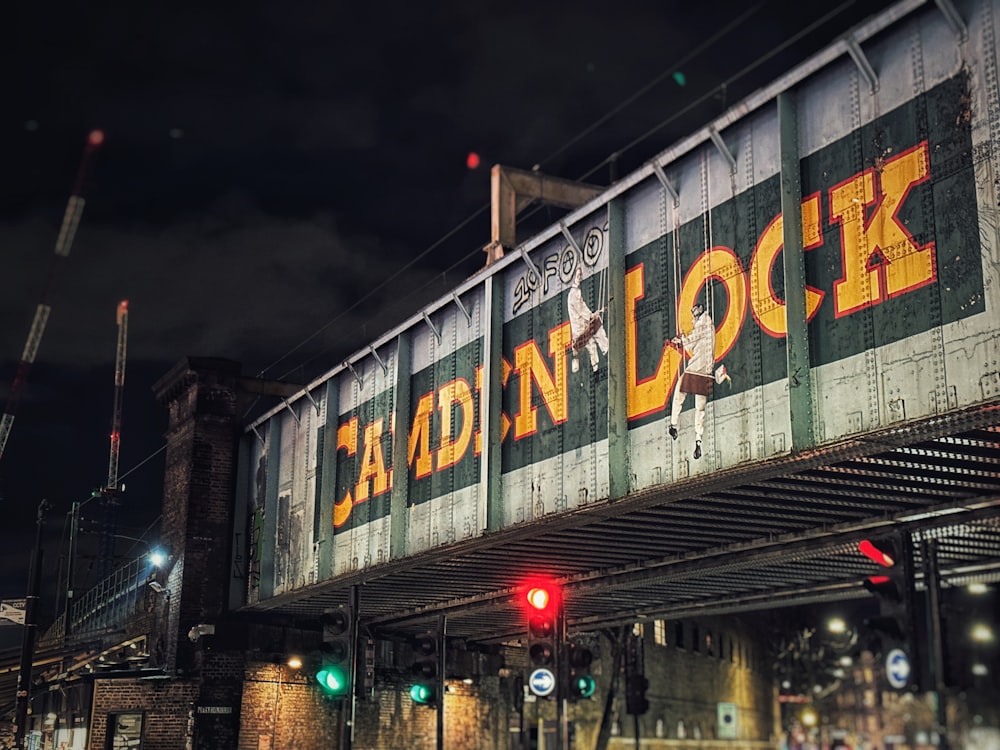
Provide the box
[529,668,556,697]
[885,648,910,690]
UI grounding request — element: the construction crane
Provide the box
[106,299,129,496]
[0,129,105,464]
[96,300,129,582]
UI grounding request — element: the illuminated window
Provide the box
[654,620,667,646]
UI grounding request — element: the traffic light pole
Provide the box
[436,614,446,750]
[344,585,360,750]
[921,538,949,750]
[13,500,47,750]
[558,608,567,750]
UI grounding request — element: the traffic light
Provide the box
[859,532,920,689]
[625,673,650,715]
[410,629,441,707]
[566,638,596,700]
[525,582,560,698]
[624,626,649,715]
[317,606,353,698]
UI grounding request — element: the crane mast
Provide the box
[0,130,104,464]
[106,300,128,493]
[96,300,128,583]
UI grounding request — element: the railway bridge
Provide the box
[4,0,1000,748]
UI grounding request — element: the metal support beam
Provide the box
[708,126,737,173]
[259,422,280,600]
[481,276,505,532]
[846,37,879,93]
[390,333,412,559]
[344,361,363,389]
[488,164,604,263]
[368,345,388,376]
[279,398,300,426]
[558,221,582,256]
[651,163,679,205]
[518,246,541,283]
[421,311,441,343]
[934,0,967,41]
[317,379,340,579]
[607,199,631,500]
[451,292,472,325]
[778,91,816,452]
[303,389,321,416]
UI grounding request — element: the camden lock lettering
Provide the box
[332,137,957,530]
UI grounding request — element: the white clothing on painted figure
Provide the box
[568,268,609,372]
[669,303,715,456]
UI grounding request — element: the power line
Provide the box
[258,0,869,385]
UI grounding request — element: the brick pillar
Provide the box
[153,357,246,750]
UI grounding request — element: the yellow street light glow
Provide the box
[971,624,994,643]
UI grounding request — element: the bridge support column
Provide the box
[778,91,816,451]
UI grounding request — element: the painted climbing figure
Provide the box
[568,266,609,373]
[668,302,715,459]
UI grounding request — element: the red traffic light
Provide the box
[524,580,560,612]
[527,587,551,611]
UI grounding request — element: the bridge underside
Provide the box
[241,400,1000,644]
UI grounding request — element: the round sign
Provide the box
[885,648,910,690]
[528,668,556,697]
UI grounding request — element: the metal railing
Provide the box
[39,556,153,647]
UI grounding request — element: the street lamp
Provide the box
[148,548,168,568]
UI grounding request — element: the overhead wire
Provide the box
[125,0,873,483]
[263,2,782,382]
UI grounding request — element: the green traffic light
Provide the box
[316,666,350,696]
[410,683,437,705]
[572,675,596,698]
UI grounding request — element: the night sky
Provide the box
[1,0,898,621]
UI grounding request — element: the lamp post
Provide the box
[13,499,48,750]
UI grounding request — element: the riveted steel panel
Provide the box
[501,211,610,524]
[406,288,485,554]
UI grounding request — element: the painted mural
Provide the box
[240,0,999,600]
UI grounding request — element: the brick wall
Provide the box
[237,659,516,750]
[153,358,247,749]
[239,662,341,750]
[90,678,199,750]
[154,357,242,678]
